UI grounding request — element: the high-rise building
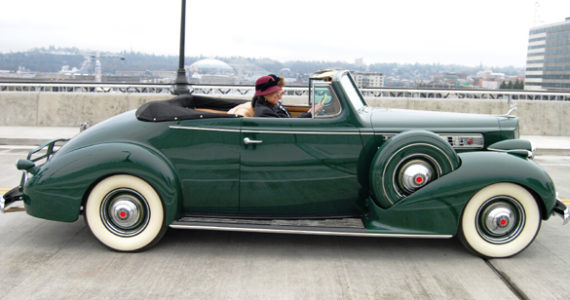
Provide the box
[525,17,570,91]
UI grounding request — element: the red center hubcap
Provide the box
[119,211,127,219]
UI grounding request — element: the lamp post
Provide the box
[173,0,190,95]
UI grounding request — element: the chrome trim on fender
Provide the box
[371,132,485,149]
[439,133,484,149]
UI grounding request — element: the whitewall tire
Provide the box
[85,175,166,252]
[459,183,541,258]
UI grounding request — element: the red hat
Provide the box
[255,75,282,96]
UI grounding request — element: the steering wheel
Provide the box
[315,94,329,116]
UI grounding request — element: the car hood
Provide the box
[369,107,516,134]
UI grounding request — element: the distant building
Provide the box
[188,58,234,75]
[525,17,570,91]
[351,71,384,88]
[187,58,235,85]
[474,70,506,90]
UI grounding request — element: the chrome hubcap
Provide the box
[476,196,525,244]
[484,205,515,236]
[110,199,142,229]
[398,159,434,194]
[100,188,150,237]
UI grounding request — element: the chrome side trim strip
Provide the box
[169,223,452,239]
[241,129,361,135]
[170,125,362,135]
[170,125,240,133]
[170,126,485,150]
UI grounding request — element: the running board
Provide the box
[169,216,452,239]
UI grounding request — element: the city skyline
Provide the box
[1,0,569,67]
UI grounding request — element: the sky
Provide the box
[0,0,569,67]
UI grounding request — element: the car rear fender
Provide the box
[25,142,181,224]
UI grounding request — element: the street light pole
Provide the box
[173,0,190,95]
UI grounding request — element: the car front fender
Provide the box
[365,151,557,235]
[23,142,181,224]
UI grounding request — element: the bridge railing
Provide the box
[359,88,570,101]
[1,82,569,101]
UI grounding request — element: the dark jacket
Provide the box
[253,98,311,118]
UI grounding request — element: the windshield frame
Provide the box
[338,72,367,112]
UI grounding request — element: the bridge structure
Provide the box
[1,82,570,101]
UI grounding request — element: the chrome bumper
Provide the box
[1,186,24,213]
[553,199,569,225]
[1,138,68,214]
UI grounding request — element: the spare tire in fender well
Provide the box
[369,130,460,209]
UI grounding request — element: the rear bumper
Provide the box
[1,186,24,213]
[552,198,569,225]
[1,138,69,214]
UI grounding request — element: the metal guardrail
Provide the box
[359,88,570,101]
[1,82,569,101]
[0,83,174,94]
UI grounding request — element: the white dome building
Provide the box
[188,58,234,75]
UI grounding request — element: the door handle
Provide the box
[243,137,263,145]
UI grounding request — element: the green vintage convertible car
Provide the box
[2,70,568,257]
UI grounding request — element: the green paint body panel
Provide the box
[15,70,558,238]
[364,151,557,235]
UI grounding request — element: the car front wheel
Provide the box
[459,183,541,258]
[85,175,166,252]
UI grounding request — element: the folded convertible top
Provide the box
[136,95,248,122]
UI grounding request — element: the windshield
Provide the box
[311,82,342,118]
[339,73,367,112]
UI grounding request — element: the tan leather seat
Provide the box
[228,102,254,117]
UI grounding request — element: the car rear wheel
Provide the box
[458,183,541,258]
[85,175,166,252]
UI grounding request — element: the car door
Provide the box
[164,118,242,214]
[239,86,364,216]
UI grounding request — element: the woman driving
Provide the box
[252,74,316,118]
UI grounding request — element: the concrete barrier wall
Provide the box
[366,98,570,136]
[0,93,169,127]
[0,93,568,136]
